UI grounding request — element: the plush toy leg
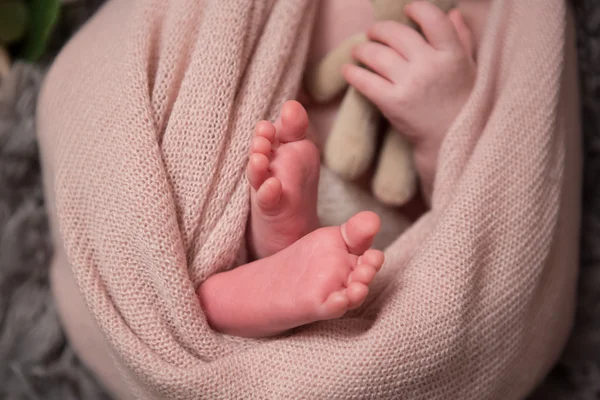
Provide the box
[304,33,366,104]
[372,127,417,206]
[324,86,379,180]
[318,167,411,251]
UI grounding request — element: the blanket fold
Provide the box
[38,0,580,398]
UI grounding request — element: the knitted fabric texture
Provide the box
[37,0,579,398]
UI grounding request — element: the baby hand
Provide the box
[343,2,476,197]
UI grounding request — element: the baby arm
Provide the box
[343,1,477,202]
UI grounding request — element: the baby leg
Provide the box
[247,100,321,259]
[199,211,384,338]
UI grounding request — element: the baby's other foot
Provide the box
[199,211,384,337]
[247,100,321,259]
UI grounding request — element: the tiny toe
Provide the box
[340,211,382,255]
[255,120,276,142]
[319,291,349,320]
[251,136,273,156]
[349,264,377,285]
[346,282,369,310]
[361,249,385,271]
[247,153,270,189]
[256,177,283,210]
[277,100,309,144]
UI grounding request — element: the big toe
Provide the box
[340,211,381,255]
[276,100,309,144]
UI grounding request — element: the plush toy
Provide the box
[305,0,455,206]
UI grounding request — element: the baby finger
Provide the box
[342,64,393,109]
[353,42,407,83]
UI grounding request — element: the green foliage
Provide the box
[0,0,61,62]
[0,1,28,44]
[20,0,60,61]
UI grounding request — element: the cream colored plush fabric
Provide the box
[37,0,581,398]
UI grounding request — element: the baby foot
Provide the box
[247,100,321,259]
[199,211,384,338]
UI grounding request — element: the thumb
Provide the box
[448,9,475,59]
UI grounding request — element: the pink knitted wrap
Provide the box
[37,0,581,398]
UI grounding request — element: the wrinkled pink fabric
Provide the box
[37,0,581,398]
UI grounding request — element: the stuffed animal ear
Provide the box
[371,0,412,21]
[372,0,456,22]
